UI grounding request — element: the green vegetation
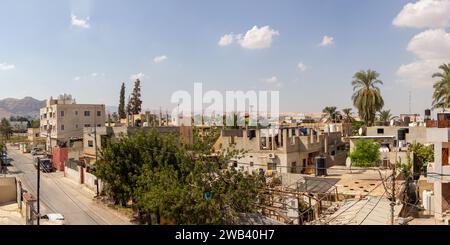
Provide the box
[351,120,366,136]
[432,63,450,110]
[118,82,126,119]
[351,69,384,126]
[377,109,397,124]
[341,108,354,123]
[349,139,380,167]
[0,118,12,141]
[321,106,341,123]
[396,152,413,178]
[411,142,434,175]
[127,79,143,115]
[95,128,264,224]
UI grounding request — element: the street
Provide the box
[6,146,132,225]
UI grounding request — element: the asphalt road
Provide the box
[6,146,132,225]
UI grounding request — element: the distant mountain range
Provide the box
[0,97,45,119]
[0,97,121,119]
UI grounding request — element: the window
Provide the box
[268,163,277,171]
[250,162,254,167]
[291,162,297,173]
[84,111,90,116]
[97,111,101,117]
[88,140,94,147]
[97,124,102,127]
[75,124,78,129]
[232,161,238,168]
[61,125,65,131]
[75,111,78,116]
[60,111,65,117]
[377,128,384,134]
[84,124,91,127]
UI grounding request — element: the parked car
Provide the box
[40,213,65,225]
[31,148,45,156]
[34,158,54,172]
[1,152,12,166]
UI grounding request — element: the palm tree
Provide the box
[432,63,450,111]
[341,108,354,123]
[322,106,341,123]
[378,110,397,124]
[351,70,384,126]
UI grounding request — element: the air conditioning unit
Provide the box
[268,153,276,159]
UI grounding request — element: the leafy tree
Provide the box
[377,109,397,124]
[351,70,384,126]
[30,119,40,128]
[0,118,13,140]
[431,63,450,110]
[111,112,119,122]
[351,120,366,136]
[322,106,341,123]
[411,142,434,175]
[96,127,263,224]
[341,108,354,123]
[128,79,142,115]
[350,139,380,167]
[119,83,126,119]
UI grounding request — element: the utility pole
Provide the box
[390,146,398,225]
[37,157,40,225]
[93,111,99,197]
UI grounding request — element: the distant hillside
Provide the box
[0,97,45,119]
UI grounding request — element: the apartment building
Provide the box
[39,94,105,148]
[217,126,347,175]
[424,112,450,222]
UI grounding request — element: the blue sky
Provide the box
[1,0,449,116]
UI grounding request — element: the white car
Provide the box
[40,213,65,225]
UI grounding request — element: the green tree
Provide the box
[431,63,450,110]
[96,128,263,224]
[349,139,380,167]
[351,120,365,136]
[128,79,142,115]
[411,142,434,175]
[30,119,40,128]
[0,118,13,141]
[351,70,384,126]
[118,82,126,119]
[321,106,341,123]
[377,109,397,124]
[342,108,354,123]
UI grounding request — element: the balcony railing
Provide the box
[426,120,450,128]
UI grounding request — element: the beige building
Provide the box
[217,126,347,175]
[82,125,193,165]
[40,94,105,148]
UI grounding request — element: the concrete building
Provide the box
[82,125,194,165]
[425,112,450,221]
[366,125,427,145]
[217,125,347,175]
[39,94,106,148]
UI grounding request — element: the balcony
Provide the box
[427,162,450,183]
[426,120,450,128]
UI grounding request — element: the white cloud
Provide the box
[407,29,450,60]
[396,29,450,87]
[397,59,443,88]
[261,76,278,84]
[71,14,90,29]
[218,34,235,46]
[153,55,168,64]
[238,26,279,49]
[73,76,81,81]
[218,26,279,49]
[319,35,334,47]
[130,72,145,81]
[297,62,307,72]
[393,0,450,28]
[0,63,15,70]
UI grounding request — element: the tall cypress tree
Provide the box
[118,83,126,119]
[129,79,142,115]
